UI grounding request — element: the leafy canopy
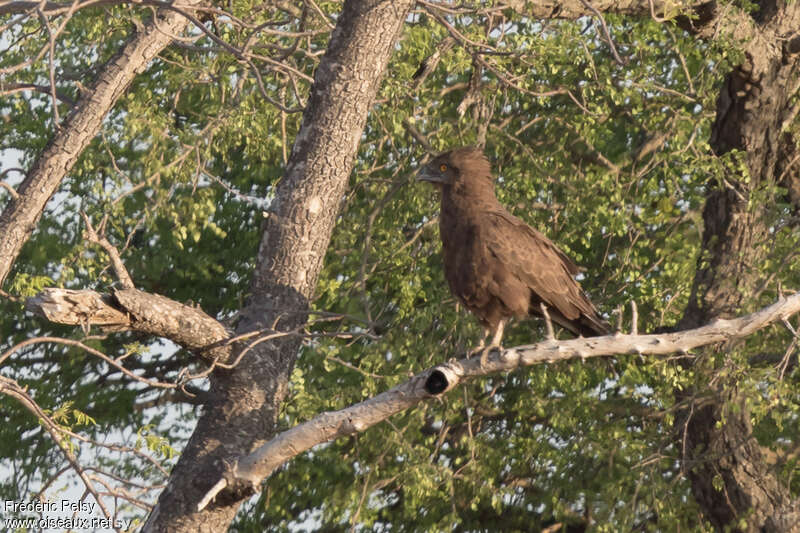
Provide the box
[1,2,799,532]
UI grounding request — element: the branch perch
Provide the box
[26,288,232,362]
[197,291,800,510]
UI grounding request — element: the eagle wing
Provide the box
[480,210,608,335]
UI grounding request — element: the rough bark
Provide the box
[0,2,201,288]
[504,0,707,21]
[676,0,800,529]
[26,288,232,362]
[141,1,416,531]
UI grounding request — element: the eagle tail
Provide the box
[576,313,611,337]
[540,304,611,338]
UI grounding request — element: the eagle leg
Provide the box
[539,303,555,341]
[468,333,487,358]
[471,320,506,368]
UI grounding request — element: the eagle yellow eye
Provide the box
[439,164,448,172]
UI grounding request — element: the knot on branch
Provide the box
[675,1,719,36]
[198,461,259,511]
[784,34,800,59]
[424,362,464,395]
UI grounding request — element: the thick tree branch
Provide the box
[0,0,201,289]
[197,291,800,509]
[142,1,418,530]
[672,0,800,527]
[26,288,232,362]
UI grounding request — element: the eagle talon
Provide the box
[479,345,499,368]
[470,341,500,369]
[468,321,505,369]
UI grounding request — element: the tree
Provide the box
[1,0,799,531]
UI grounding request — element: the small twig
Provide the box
[196,478,227,511]
[0,336,178,390]
[463,385,476,462]
[777,316,799,380]
[204,169,270,207]
[35,7,61,126]
[647,0,667,22]
[579,0,627,65]
[0,288,22,303]
[0,181,20,200]
[0,83,76,105]
[782,317,798,337]
[403,118,434,153]
[0,375,114,522]
[304,0,335,29]
[280,86,288,164]
[325,354,389,379]
[80,211,135,289]
[631,300,639,336]
[777,337,797,381]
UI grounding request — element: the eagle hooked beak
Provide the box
[416,164,448,184]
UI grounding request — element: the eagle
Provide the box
[417,146,609,365]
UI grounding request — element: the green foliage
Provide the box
[238,11,741,533]
[136,425,178,459]
[2,2,799,532]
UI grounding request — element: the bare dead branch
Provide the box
[197,291,800,509]
[26,289,130,329]
[26,288,232,362]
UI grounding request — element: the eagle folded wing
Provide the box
[481,210,608,336]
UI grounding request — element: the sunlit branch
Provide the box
[197,291,800,509]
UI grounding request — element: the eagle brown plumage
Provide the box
[417,146,610,365]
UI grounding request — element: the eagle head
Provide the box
[416,146,494,193]
[416,155,458,186]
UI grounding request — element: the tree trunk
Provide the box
[141,1,415,531]
[0,3,200,287]
[677,1,800,529]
